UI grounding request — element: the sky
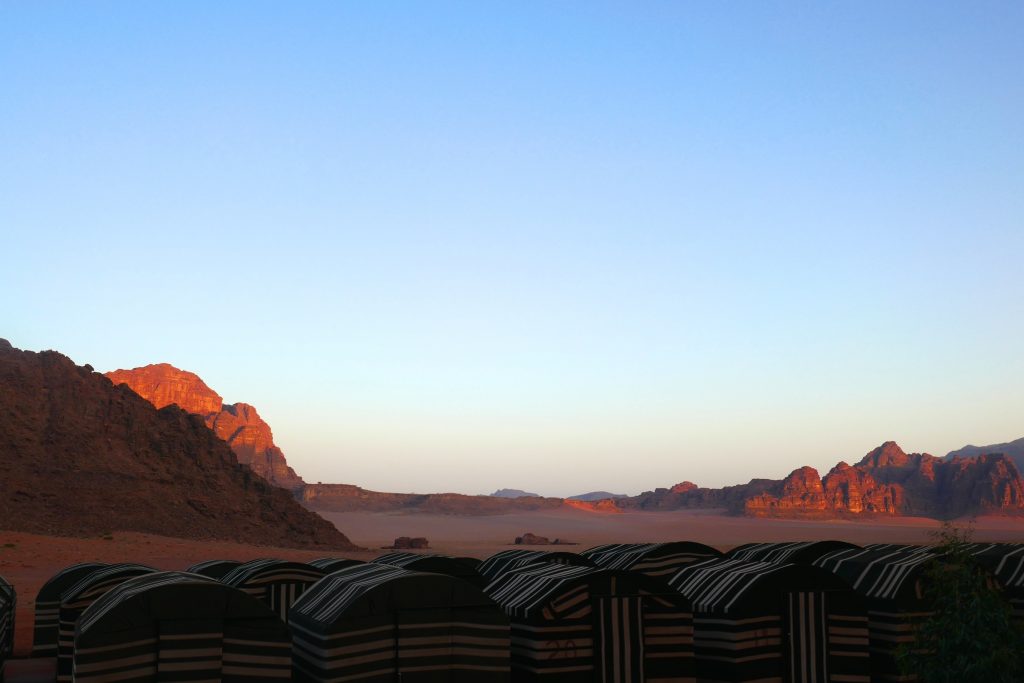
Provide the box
[2,2,1022,497]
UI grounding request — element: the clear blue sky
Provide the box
[2,2,1022,496]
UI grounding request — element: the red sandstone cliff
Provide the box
[106,364,303,490]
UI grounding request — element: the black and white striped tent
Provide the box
[374,552,486,587]
[221,559,326,623]
[57,563,158,683]
[486,563,695,682]
[33,562,107,656]
[478,550,595,583]
[186,559,242,580]
[669,557,869,683]
[726,541,861,564]
[813,544,937,682]
[582,542,722,580]
[290,563,511,682]
[309,557,364,573]
[964,543,1024,623]
[73,571,292,682]
[0,574,14,683]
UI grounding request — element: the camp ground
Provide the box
[221,559,326,623]
[726,541,861,564]
[581,542,722,580]
[964,542,1024,623]
[185,559,242,580]
[669,557,869,683]
[486,562,695,682]
[57,564,158,683]
[290,563,511,682]
[32,563,107,657]
[478,549,596,583]
[308,557,364,573]
[72,571,292,682]
[1,574,14,683]
[373,551,486,587]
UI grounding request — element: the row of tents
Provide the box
[3,540,1022,682]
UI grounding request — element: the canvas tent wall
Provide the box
[222,559,326,623]
[57,563,157,683]
[0,575,14,683]
[726,541,861,565]
[964,543,1024,623]
[374,552,486,587]
[813,544,937,682]
[290,563,510,682]
[308,557,364,573]
[486,563,695,682]
[582,542,722,580]
[186,560,242,580]
[478,550,595,583]
[73,571,292,682]
[669,557,869,683]
[32,562,107,656]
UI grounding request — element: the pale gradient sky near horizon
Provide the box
[2,2,1022,497]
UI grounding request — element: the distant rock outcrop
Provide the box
[946,437,1024,475]
[106,364,304,490]
[0,340,352,549]
[491,488,540,498]
[567,491,628,502]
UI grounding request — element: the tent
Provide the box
[221,559,325,623]
[374,552,486,587]
[478,550,595,583]
[486,562,695,682]
[186,560,242,580]
[57,563,157,683]
[582,542,721,580]
[308,557,364,573]
[73,571,292,682]
[726,541,861,564]
[670,557,869,683]
[0,574,14,683]
[964,543,1024,623]
[290,563,510,682]
[32,562,107,656]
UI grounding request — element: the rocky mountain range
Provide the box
[490,488,540,498]
[946,437,1024,476]
[0,340,352,549]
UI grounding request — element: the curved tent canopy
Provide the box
[185,559,242,579]
[478,549,595,583]
[485,563,694,682]
[374,552,486,587]
[74,571,291,682]
[290,563,510,682]
[963,543,1024,622]
[57,563,157,683]
[582,541,721,578]
[813,544,936,606]
[33,562,107,656]
[221,558,326,622]
[0,574,14,680]
[308,557,365,573]
[726,540,861,564]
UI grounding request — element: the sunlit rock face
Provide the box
[106,364,304,490]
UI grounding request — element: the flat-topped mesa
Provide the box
[106,364,303,490]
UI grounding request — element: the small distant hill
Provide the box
[491,488,540,498]
[568,491,628,502]
[946,437,1024,474]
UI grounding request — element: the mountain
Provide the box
[0,340,352,549]
[491,488,540,498]
[568,491,629,502]
[301,484,569,514]
[105,364,303,489]
[946,437,1024,474]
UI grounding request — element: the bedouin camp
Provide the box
[477,549,596,583]
[221,559,326,623]
[32,563,107,657]
[185,560,242,580]
[726,541,861,564]
[0,574,14,683]
[485,562,696,682]
[308,557,365,573]
[72,571,293,682]
[965,542,1024,623]
[582,542,722,580]
[374,551,486,587]
[289,562,511,682]
[813,544,939,682]
[57,563,158,683]
[669,557,870,683]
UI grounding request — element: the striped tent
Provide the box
[582,542,722,580]
[57,563,157,683]
[486,563,695,682]
[964,543,1024,623]
[726,541,861,564]
[73,571,292,682]
[290,563,510,682]
[32,562,107,656]
[478,550,595,583]
[186,560,242,580]
[374,552,486,587]
[222,559,326,623]
[669,558,869,683]
[0,574,14,683]
[813,544,938,682]
[308,558,365,573]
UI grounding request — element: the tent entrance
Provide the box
[784,591,829,683]
[594,596,645,683]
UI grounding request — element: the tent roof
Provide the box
[61,564,156,606]
[583,542,721,570]
[37,563,107,604]
[964,543,1024,588]
[478,549,595,582]
[374,553,484,584]
[310,557,364,573]
[813,544,936,602]
[727,541,861,564]
[185,560,241,579]
[222,559,325,587]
